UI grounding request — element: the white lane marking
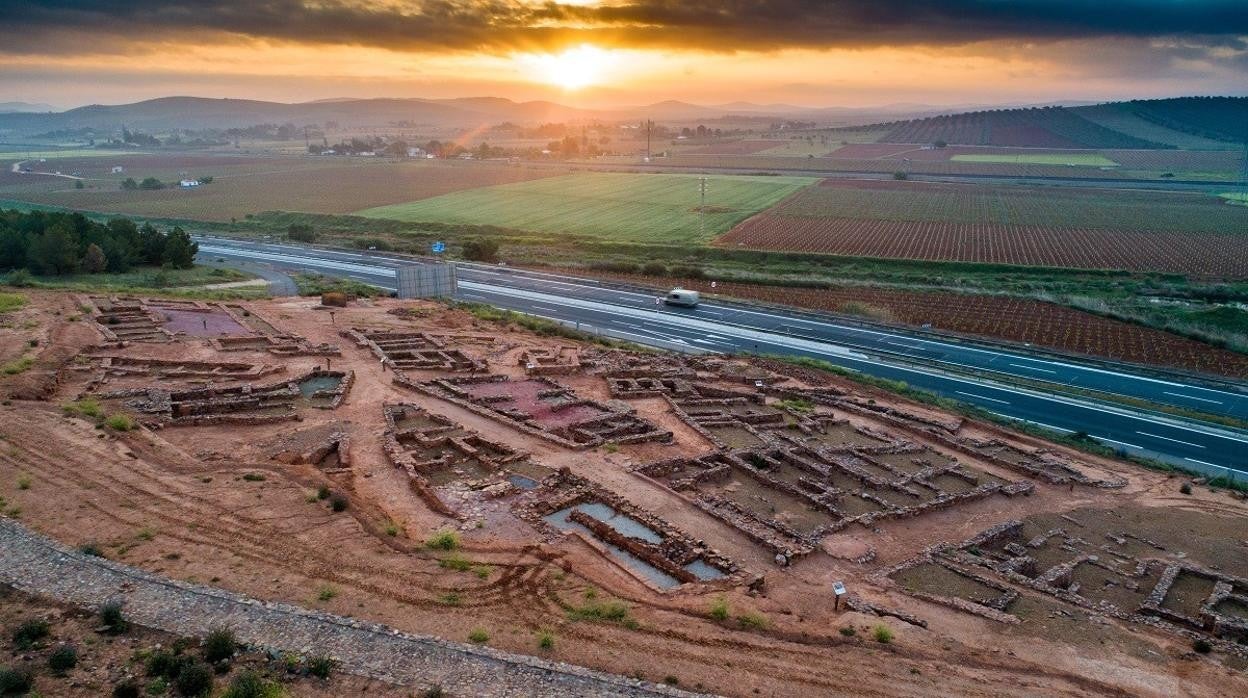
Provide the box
[1185,458,1224,468]
[1162,391,1223,405]
[1136,431,1205,449]
[1096,436,1145,450]
[987,413,1073,434]
[884,340,922,350]
[956,391,1010,405]
[1010,363,1057,374]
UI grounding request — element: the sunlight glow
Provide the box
[522,44,612,90]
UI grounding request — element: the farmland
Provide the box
[949,153,1118,166]
[0,156,567,221]
[718,179,1248,277]
[356,172,815,244]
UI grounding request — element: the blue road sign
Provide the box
[431,241,446,254]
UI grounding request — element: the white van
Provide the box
[664,288,700,308]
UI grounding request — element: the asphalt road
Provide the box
[194,237,1248,478]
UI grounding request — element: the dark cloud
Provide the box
[0,1,1246,55]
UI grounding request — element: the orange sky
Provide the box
[0,1,1245,108]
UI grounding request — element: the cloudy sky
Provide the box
[1,1,1246,108]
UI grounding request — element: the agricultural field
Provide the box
[680,139,785,155]
[1222,193,1247,204]
[0,155,567,221]
[1073,103,1237,150]
[719,179,1248,278]
[949,153,1118,167]
[356,172,815,244]
[0,148,149,160]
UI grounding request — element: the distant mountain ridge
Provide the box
[0,102,56,114]
[0,95,1242,149]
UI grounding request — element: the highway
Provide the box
[195,236,1248,478]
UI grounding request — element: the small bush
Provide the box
[328,495,348,512]
[1180,482,1193,495]
[709,596,729,621]
[0,666,34,695]
[1193,638,1212,654]
[872,624,894,644]
[439,554,472,572]
[105,413,137,431]
[603,441,619,454]
[12,618,50,649]
[892,171,908,180]
[16,475,31,490]
[1,357,33,375]
[242,473,266,482]
[663,675,680,686]
[467,628,489,644]
[48,642,79,675]
[4,270,33,288]
[316,585,337,602]
[78,542,105,557]
[219,670,282,698]
[438,592,461,606]
[537,630,554,650]
[202,626,236,663]
[384,521,400,536]
[145,649,179,678]
[316,485,330,500]
[173,659,214,696]
[426,530,459,551]
[737,611,769,630]
[112,679,141,698]
[100,601,129,634]
[839,626,856,637]
[423,685,444,698]
[308,655,334,679]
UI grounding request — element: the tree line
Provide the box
[0,209,197,276]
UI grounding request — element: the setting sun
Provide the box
[523,44,611,90]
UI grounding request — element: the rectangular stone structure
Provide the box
[396,262,457,299]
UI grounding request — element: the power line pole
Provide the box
[645,119,653,160]
[698,177,708,239]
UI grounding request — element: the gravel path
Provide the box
[0,518,702,697]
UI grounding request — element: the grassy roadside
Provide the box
[2,265,267,301]
[752,352,1248,493]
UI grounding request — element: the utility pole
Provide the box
[698,177,708,239]
[645,119,653,160]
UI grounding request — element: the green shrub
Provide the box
[316,485,330,500]
[100,601,129,634]
[567,600,636,628]
[220,670,286,698]
[328,495,348,512]
[438,592,461,606]
[426,530,459,551]
[12,618,50,649]
[467,628,489,644]
[308,655,334,679]
[839,626,856,637]
[709,596,729,621]
[78,542,105,557]
[105,413,137,431]
[1180,482,1193,495]
[48,642,79,675]
[0,666,33,695]
[242,473,266,482]
[202,626,236,663]
[112,678,141,698]
[4,270,33,288]
[423,685,444,698]
[15,475,30,490]
[146,677,169,695]
[384,521,400,536]
[63,398,104,419]
[1,357,33,375]
[0,293,28,312]
[173,659,214,696]
[145,649,179,678]
[537,630,554,650]
[663,675,680,686]
[872,624,894,643]
[316,585,337,602]
[737,611,768,630]
[1193,638,1212,654]
[439,554,472,572]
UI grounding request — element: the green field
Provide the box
[950,153,1119,167]
[355,172,816,244]
[1222,193,1248,205]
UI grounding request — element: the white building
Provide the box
[179,179,200,188]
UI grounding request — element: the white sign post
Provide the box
[833,580,847,611]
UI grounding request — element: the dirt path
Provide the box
[0,518,698,698]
